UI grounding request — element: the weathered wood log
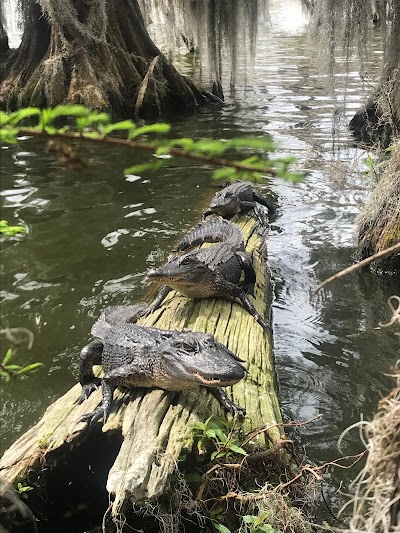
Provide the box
[0,214,283,521]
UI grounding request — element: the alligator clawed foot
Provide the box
[77,379,101,404]
[80,406,105,426]
[229,402,246,419]
[137,306,154,319]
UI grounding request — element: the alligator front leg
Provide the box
[215,274,271,332]
[209,387,246,418]
[238,292,271,332]
[202,208,214,219]
[140,285,172,316]
[78,340,103,403]
[236,251,256,297]
[80,380,115,426]
[253,190,276,215]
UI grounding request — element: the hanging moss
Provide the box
[302,0,400,146]
[0,0,223,116]
[142,0,265,86]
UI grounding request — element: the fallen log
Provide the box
[0,214,284,529]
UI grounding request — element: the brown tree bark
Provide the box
[0,0,221,117]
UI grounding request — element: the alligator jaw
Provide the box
[147,266,205,288]
[192,373,240,387]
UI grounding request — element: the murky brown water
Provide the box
[1,0,399,519]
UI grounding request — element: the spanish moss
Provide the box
[141,0,266,87]
[303,0,400,144]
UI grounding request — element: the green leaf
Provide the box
[4,364,22,371]
[3,349,13,365]
[100,120,136,135]
[0,111,10,126]
[0,128,19,144]
[50,105,91,120]
[227,443,247,456]
[16,363,44,374]
[124,160,167,175]
[17,483,33,493]
[192,139,227,156]
[210,450,226,460]
[87,112,110,124]
[8,107,41,126]
[243,515,258,524]
[0,220,25,235]
[39,109,54,129]
[0,370,11,382]
[156,138,195,151]
[213,524,231,533]
[257,525,281,533]
[212,167,237,181]
[129,123,171,139]
[43,126,58,135]
[252,511,271,528]
[82,131,101,139]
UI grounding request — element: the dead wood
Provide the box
[0,215,283,522]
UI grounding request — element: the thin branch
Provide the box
[242,413,323,446]
[17,128,278,176]
[315,242,400,292]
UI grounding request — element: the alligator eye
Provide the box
[180,255,200,267]
[177,340,197,351]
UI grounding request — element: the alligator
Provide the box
[202,180,276,220]
[145,216,270,330]
[78,304,246,424]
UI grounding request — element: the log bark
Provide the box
[0,215,283,525]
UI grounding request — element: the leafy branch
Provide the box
[0,105,304,183]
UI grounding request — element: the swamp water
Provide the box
[1,0,399,520]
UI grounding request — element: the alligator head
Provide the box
[209,191,241,216]
[155,332,246,388]
[147,252,210,290]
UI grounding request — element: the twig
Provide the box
[242,413,323,446]
[0,327,34,349]
[379,295,400,328]
[315,242,400,292]
[244,439,293,465]
[17,128,278,176]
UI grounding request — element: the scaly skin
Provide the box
[145,217,270,331]
[202,181,276,220]
[78,304,246,425]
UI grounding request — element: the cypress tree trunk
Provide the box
[0,0,220,117]
[349,63,400,147]
[349,4,400,146]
